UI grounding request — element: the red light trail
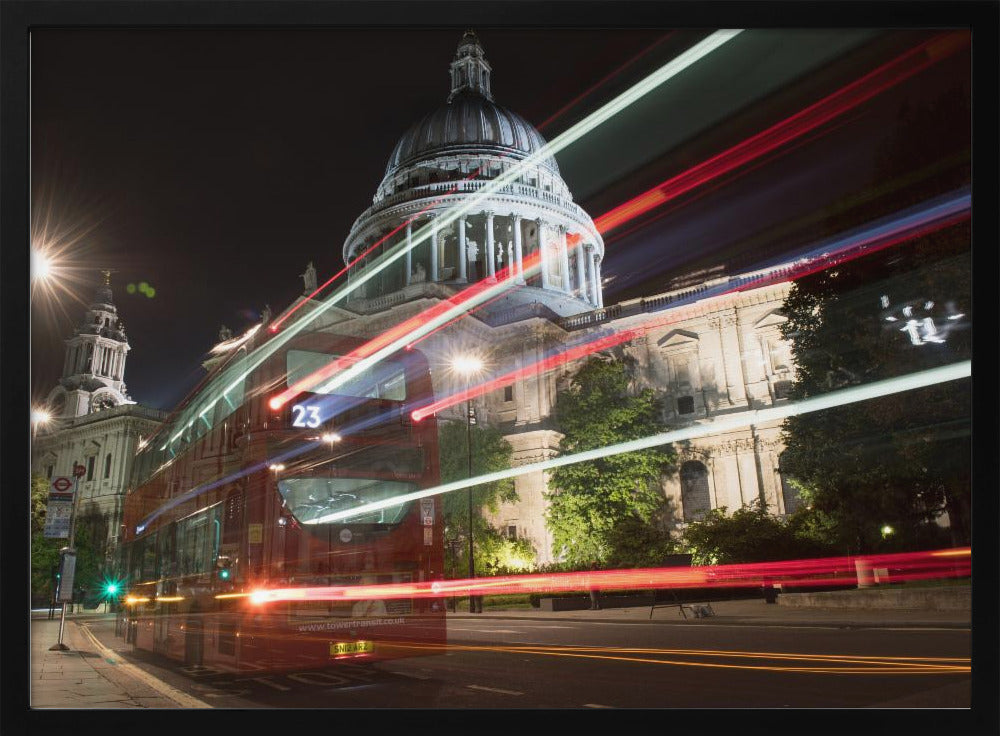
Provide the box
[269,252,544,410]
[245,547,969,605]
[410,195,968,422]
[593,31,969,235]
[268,167,484,334]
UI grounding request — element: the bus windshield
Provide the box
[277,477,415,525]
[286,350,407,400]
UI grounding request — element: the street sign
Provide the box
[420,498,434,526]
[72,464,86,478]
[51,477,73,493]
[43,500,73,539]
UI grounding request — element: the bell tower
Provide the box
[48,271,133,418]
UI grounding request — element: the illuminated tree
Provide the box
[438,422,529,575]
[546,356,676,566]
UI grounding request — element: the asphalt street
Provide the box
[78,612,970,709]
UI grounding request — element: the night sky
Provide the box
[29,26,971,411]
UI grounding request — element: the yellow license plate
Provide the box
[331,640,374,657]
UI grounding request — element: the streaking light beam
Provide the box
[307,360,970,525]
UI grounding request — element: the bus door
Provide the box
[154,523,177,656]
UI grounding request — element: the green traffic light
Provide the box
[218,568,231,580]
[106,583,119,595]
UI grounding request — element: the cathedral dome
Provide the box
[341,30,606,319]
[384,95,560,179]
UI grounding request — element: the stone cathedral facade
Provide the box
[31,275,165,558]
[280,32,802,565]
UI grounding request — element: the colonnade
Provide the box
[64,342,126,380]
[351,210,604,308]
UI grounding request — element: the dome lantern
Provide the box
[448,30,493,103]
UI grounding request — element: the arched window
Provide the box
[104,453,112,479]
[680,461,711,522]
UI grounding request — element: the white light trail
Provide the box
[305,360,970,524]
[155,30,743,445]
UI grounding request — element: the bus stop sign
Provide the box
[52,477,73,492]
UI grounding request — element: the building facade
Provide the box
[277,31,801,565]
[31,276,165,559]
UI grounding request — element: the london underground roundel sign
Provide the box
[52,477,73,492]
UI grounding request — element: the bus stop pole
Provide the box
[50,472,80,651]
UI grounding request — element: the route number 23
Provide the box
[291,404,322,428]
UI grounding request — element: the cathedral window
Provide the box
[86,456,96,481]
[677,396,695,415]
[680,461,711,522]
[503,385,513,402]
[104,453,112,479]
[507,525,517,540]
[46,465,54,479]
[774,380,793,400]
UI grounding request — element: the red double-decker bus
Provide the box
[119,330,445,672]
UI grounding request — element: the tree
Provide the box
[681,499,836,566]
[31,475,63,607]
[546,356,676,566]
[438,421,529,576]
[30,474,112,607]
[779,85,971,553]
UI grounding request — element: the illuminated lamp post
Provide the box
[452,355,484,613]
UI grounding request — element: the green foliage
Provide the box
[778,86,971,553]
[680,499,836,566]
[29,474,113,606]
[438,422,534,576]
[546,356,676,566]
[780,233,971,552]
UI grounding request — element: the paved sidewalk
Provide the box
[449,596,972,628]
[30,613,208,709]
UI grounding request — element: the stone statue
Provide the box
[411,262,426,283]
[219,324,232,341]
[301,261,318,293]
[467,240,479,280]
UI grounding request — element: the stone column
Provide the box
[429,214,439,281]
[576,242,587,298]
[537,219,550,289]
[595,258,604,307]
[485,211,496,279]
[458,217,467,282]
[512,214,525,284]
[587,248,597,305]
[715,313,747,406]
[404,219,412,286]
[559,226,571,292]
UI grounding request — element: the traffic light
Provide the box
[218,567,232,581]
[99,575,124,601]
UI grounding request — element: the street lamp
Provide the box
[451,354,484,613]
[31,248,54,282]
[31,407,52,437]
